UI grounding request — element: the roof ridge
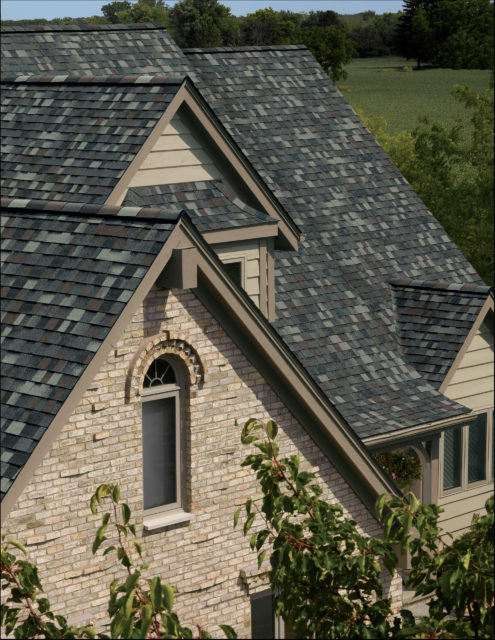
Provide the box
[0,22,166,33]
[0,197,183,222]
[0,73,186,85]
[183,44,308,54]
[390,279,490,295]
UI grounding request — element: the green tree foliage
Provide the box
[113,0,170,26]
[1,485,236,639]
[300,10,340,27]
[239,8,301,46]
[168,0,239,48]
[237,418,494,638]
[101,1,132,23]
[298,24,355,81]
[350,13,401,57]
[397,0,494,69]
[360,81,494,284]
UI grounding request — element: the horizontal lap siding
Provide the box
[438,484,493,535]
[215,242,261,309]
[129,113,220,187]
[444,323,494,411]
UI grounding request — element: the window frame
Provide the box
[222,256,246,289]
[440,410,493,496]
[141,358,184,517]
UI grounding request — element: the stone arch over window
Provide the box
[125,333,205,403]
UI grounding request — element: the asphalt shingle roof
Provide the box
[124,181,278,233]
[391,280,489,388]
[185,46,486,437]
[1,23,190,75]
[1,75,184,203]
[0,26,489,457]
[1,198,179,498]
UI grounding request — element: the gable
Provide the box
[443,309,494,410]
[128,110,222,187]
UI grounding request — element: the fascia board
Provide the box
[439,293,495,394]
[1,223,186,519]
[175,220,398,515]
[363,411,480,449]
[202,223,279,245]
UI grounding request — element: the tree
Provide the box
[1,485,236,639]
[101,1,132,23]
[350,13,401,58]
[239,7,300,46]
[236,419,494,638]
[300,10,340,28]
[168,0,239,48]
[113,0,170,26]
[297,24,355,81]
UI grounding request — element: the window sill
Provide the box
[143,510,195,531]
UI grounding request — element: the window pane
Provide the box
[468,414,487,484]
[223,261,242,287]
[142,397,176,509]
[443,427,462,490]
[251,591,274,639]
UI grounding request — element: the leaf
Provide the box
[150,576,162,611]
[233,508,241,528]
[103,545,116,556]
[462,550,471,570]
[266,420,278,439]
[112,485,120,504]
[138,604,152,639]
[163,583,175,612]
[133,542,142,557]
[7,540,26,555]
[219,624,238,638]
[249,532,257,550]
[257,550,266,569]
[243,514,255,536]
[121,503,131,525]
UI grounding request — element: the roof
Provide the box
[184,46,485,437]
[1,75,183,203]
[0,197,179,498]
[391,280,491,388]
[0,23,190,75]
[123,180,278,234]
[0,26,488,452]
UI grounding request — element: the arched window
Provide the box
[142,356,182,514]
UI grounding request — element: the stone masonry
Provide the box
[3,285,402,636]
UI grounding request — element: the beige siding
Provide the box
[128,112,221,187]
[444,319,494,411]
[438,483,493,535]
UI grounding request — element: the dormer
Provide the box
[105,77,300,321]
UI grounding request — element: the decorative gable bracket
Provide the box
[157,247,198,290]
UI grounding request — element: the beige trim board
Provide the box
[203,224,278,245]
[439,293,494,394]
[104,79,299,251]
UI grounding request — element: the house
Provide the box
[1,22,493,636]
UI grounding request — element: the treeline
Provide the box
[2,0,493,77]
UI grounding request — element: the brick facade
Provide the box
[3,286,402,636]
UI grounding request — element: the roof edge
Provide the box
[0,73,186,85]
[0,197,181,223]
[183,44,309,54]
[390,279,490,295]
[0,22,167,32]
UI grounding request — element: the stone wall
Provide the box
[3,286,402,636]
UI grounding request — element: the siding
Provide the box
[128,112,221,188]
[438,482,493,535]
[444,318,494,411]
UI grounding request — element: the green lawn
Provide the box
[338,57,492,134]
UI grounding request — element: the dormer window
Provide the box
[223,260,243,288]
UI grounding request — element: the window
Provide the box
[223,259,243,288]
[442,412,493,493]
[142,356,187,524]
[250,590,293,639]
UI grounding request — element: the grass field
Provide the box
[338,57,492,135]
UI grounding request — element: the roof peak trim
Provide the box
[0,197,183,223]
[390,279,490,295]
[1,22,166,33]
[1,74,186,85]
[183,44,308,54]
